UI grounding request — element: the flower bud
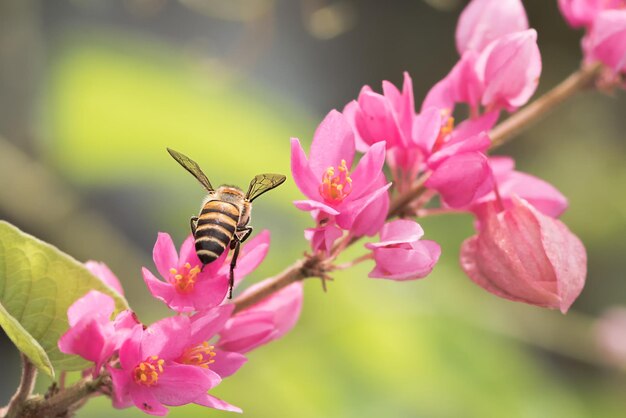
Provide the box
[365,220,441,280]
[460,196,586,313]
[476,29,542,111]
[456,0,529,54]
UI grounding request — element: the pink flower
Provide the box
[365,220,441,280]
[456,0,529,54]
[460,196,587,313]
[345,73,437,192]
[343,72,415,153]
[585,10,626,75]
[142,231,269,312]
[470,156,568,218]
[476,29,542,112]
[291,110,391,238]
[558,0,617,29]
[218,281,304,353]
[58,291,137,374]
[86,260,125,295]
[109,308,245,415]
[424,30,541,113]
[304,219,343,256]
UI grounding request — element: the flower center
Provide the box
[432,111,455,152]
[133,356,165,387]
[169,263,201,293]
[319,159,353,204]
[179,342,216,368]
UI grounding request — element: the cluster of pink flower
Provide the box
[291,0,589,313]
[59,232,303,416]
[559,0,626,86]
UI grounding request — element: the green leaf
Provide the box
[0,221,129,377]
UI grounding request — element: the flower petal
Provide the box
[130,385,169,416]
[366,219,424,248]
[142,316,190,360]
[291,138,321,200]
[85,261,124,296]
[194,393,242,413]
[309,110,356,177]
[189,305,235,346]
[67,290,115,327]
[456,0,529,54]
[349,141,388,200]
[142,268,181,311]
[210,349,247,378]
[153,233,178,281]
[152,364,218,405]
[476,29,542,111]
[293,199,340,215]
[189,274,230,311]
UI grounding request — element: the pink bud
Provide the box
[585,10,626,75]
[558,0,604,28]
[218,281,304,353]
[476,29,542,111]
[460,196,586,313]
[85,261,125,296]
[456,0,529,54]
[365,220,441,280]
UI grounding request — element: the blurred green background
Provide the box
[1,0,626,417]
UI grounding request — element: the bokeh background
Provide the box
[1,0,626,417]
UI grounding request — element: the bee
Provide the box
[167,148,286,298]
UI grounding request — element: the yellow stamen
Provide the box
[169,264,202,293]
[179,342,217,369]
[133,356,165,387]
[319,159,353,203]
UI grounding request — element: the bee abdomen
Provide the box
[194,201,239,264]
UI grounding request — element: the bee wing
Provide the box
[167,148,214,192]
[246,174,286,202]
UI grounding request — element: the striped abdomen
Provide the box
[195,200,239,265]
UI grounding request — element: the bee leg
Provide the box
[236,226,253,243]
[190,216,199,236]
[228,240,241,299]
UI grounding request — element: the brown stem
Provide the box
[3,355,37,418]
[11,375,106,418]
[232,64,604,313]
[490,63,602,149]
[233,258,310,313]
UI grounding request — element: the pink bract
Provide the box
[585,10,626,75]
[558,0,607,28]
[460,196,587,313]
[476,29,542,112]
[425,131,493,208]
[456,0,529,54]
[470,156,568,218]
[365,220,441,280]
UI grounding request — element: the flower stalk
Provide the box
[490,62,603,149]
[3,355,37,418]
